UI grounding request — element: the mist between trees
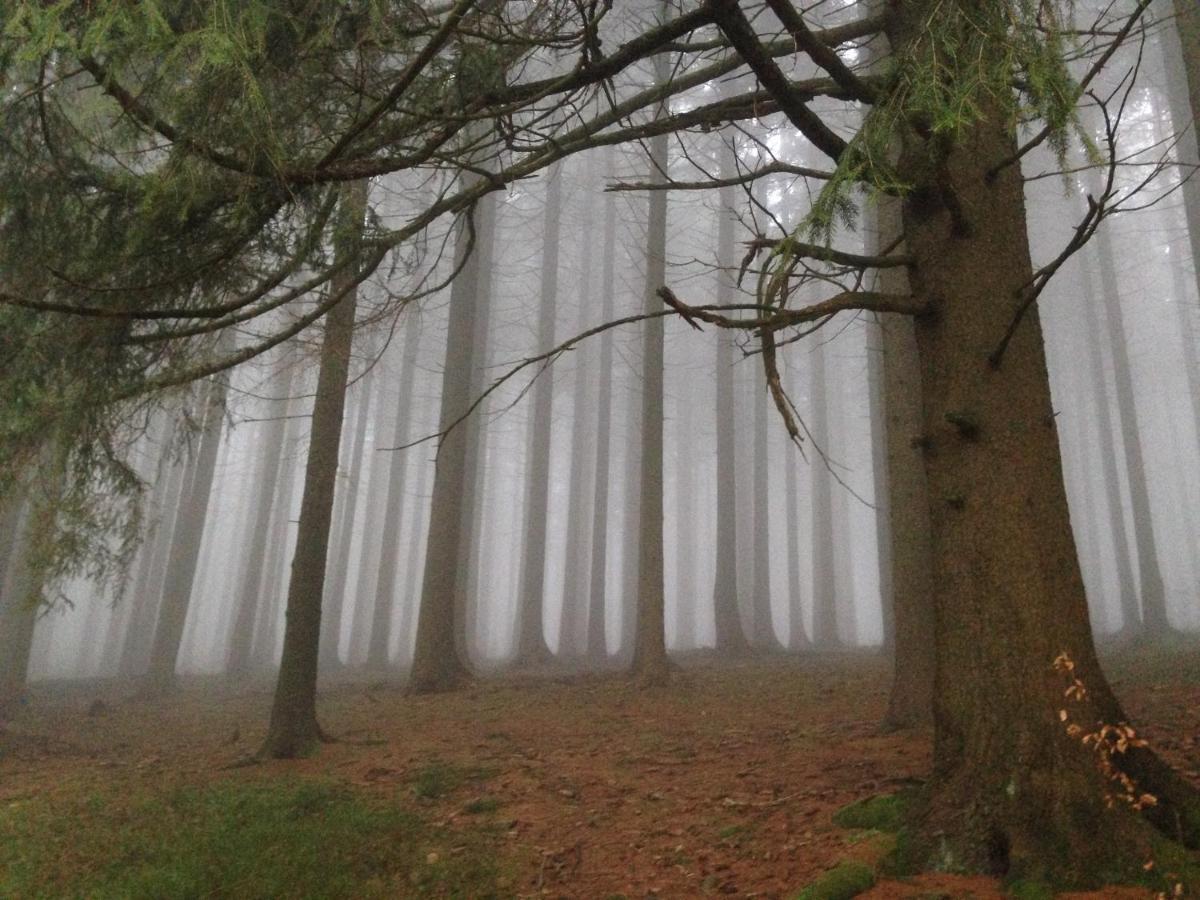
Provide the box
[2,0,1200,886]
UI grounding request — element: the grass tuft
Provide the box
[793,861,876,900]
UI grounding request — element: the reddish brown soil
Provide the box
[2,646,1198,898]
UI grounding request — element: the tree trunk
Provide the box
[630,40,671,684]
[368,311,422,669]
[559,210,596,660]
[513,163,562,666]
[783,375,809,650]
[750,372,781,650]
[226,361,295,676]
[809,337,839,648]
[408,172,491,692]
[711,145,752,655]
[866,194,935,729]
[1077,237,1141,632]
[586,150,619,664]
[260,181,366,757]
[1,443,67,715]
[892,56,1200,872]
[346,362,395,666]
[141,346,230,695]
[319,368,373,671]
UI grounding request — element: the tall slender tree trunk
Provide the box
[1077,236,1141,632]
[630,29,671,684]
[1,442,67,715]
[395,448,433,668]
[346,366,395,666]
[513,163,562,666]
[559,200,597,659]
[119,426,187,678]
[261,181,366,757]
[750,372,781,650]
[673,379,698,649]
[809,338,839,648]
[783,382,808,650]
[226,361,295,676]
[456,194,497,666]
[711,145,752,655]
[867,316,894,649]
[1094,226,1171,635]
[408,173,492,692]
[142,345,230,695]
[368,312,422,669]
[586,151,618,664]
[319,369,373,671]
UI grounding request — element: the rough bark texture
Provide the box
[868,197,935,730]
[142,355,229,694]
[513,163,562,667]
[889,16,1199,868]
[260,181,365,757]
[0,491,34,715]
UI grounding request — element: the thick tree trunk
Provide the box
[711,151,752,655]
[141,351,230,695]
[260,181,366,757]
[586,151,618,664]
[368,312,422,670]
[226,361,295,676]
[513,163,562,666]
[630,74,670,685]
[893,71,1199,874]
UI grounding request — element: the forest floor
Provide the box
[1,643,1199,898]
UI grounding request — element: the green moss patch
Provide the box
[0,777,505,899]
[831,792,908,833]
[794,861,876,900]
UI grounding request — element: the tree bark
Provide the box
[513,163,562,666]
[260,181,366,757]
[586,149,619,664]
[630,35,671,684]
[750,370,782,650]
[408,173,491,692]
[889,38,1200,868]
[711,143,752,655]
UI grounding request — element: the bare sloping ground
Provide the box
[2,645,1197,898]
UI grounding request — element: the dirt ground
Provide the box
[2,645,1198,899]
